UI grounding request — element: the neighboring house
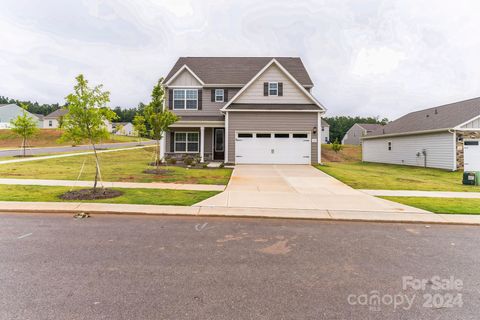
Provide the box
[161,57,327,164]
[44,108,68,128]
[33,114,45,128]
[342,123,384,145]
[321,119,330,143]
[0,104,41,129]
[362,97,480,171]
[44,108,113,132]
[114,122,134,136]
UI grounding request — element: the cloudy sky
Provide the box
[1,0,479,119]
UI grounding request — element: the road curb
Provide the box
[1,205,479,226]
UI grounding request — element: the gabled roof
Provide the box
[366,97,480,138]
[164,57,314,86]
[357,123,384,131]
[321,119,330,127]
[0,103,18,108]
[44,108,68,119]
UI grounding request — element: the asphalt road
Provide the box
[0,140,155,157]
[0,213,479,320]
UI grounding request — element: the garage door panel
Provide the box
[235,132,311,164]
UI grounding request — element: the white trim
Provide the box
[453,131,457,171]
[167,85,203,89]
[200,126,205,162]
[225,112,229,163]
[317,113,321,164]
[170,121,224,128]
[164,65,205,86]
[173,131,200,153]
[172,88,198,110]
[225,109,322,113]
[454,114,480,129]
[362,128,450,140]
[203,84,243,87]
[220,58,326,112]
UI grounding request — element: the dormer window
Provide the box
[173,89,198,110]
[215,89,224,102]
[268,82,278,96]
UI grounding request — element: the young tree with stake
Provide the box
[144,78,178,169]
[132,114,147,145]
[61,74,117,192]
[10,104,39,157]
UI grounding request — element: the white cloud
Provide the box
[0,0,479,119]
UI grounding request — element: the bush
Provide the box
[331,138,343,153]
[219,163,225,168]
[183,156,194,166]
[167,157,177,165]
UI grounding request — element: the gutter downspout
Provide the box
[448,128,457,171]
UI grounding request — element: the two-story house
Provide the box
[161,57,326,164]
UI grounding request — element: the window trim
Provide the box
[268,82,278,96]
[173,89,198,110]
[174,132,199,153]
[215,89,224,102]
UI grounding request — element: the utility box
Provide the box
[462,171,478,186]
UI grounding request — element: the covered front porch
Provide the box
[160,118,225,163]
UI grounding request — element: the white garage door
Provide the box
[235,132,311,164]
[464,140,480,171]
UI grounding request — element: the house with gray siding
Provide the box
[321,119,330,143]
[362,97,480,171]
[161,57,326,164]
[342,123,384,145]
[0,104,42,129]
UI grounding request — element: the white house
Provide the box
[113,122,134,136]
[362,97,480,171]
[321,119,330,143]
[44,108,113,132]
[0,104,42,129]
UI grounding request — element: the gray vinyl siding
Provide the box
[461,117,480,128]
[342,124,366,145]
[362,131,455,170]
[227,112,319,164]
[166,88,240,117]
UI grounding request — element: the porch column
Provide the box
[160,133,166,161]
[200,126,205,163]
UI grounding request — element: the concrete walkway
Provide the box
[1,201,479,225]
[195,165,427,213]
[0,145,154,165]
[0,178,225,191]
[362,189,480,199]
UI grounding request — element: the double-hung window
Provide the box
[173,89,198,110]
[175,132,199,153]
[268,82,278,96]
[215,89,224,102]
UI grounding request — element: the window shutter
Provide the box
[170,132,175,152]
[224,88,228,102]
[168,89,173,109]
[263,82,268,96]
[211,89,215,102]
[198,89,202,110]
[278,82,283,96]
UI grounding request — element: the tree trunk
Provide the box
[92,143,100,193]
[156,139,160,170]
[22,137,26,157]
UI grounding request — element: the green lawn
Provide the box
[0,147,233,185]
[380,196,480,215]
[0,185,218,206]
[316,162,480,192]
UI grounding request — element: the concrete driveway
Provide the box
[195,165,425,213]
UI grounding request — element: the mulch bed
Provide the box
[59,188,123,200]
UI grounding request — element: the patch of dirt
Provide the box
[322,145,362,163]
[258,240,291,255]
[59,188,123,200]
[13,155,35,158]
[143,169,175,175]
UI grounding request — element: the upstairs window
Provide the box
[215,89,224,102]
[268,82,278,96]
[173,89,198,110]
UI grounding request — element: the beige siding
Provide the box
[166,88,239,117]
[342,124,366,145]
[169,69,202,86]
[461,117,480,129]
[235,64,312,104]
[227,112,319,164]
[362,131,455,170]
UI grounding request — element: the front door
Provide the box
[214,128,225,160]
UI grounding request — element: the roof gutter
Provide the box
[362,128,452,140]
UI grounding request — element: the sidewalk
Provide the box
[361,189,480,199]
[0,178,225,192]
[0,145,154,165]
[1,201,479,225]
